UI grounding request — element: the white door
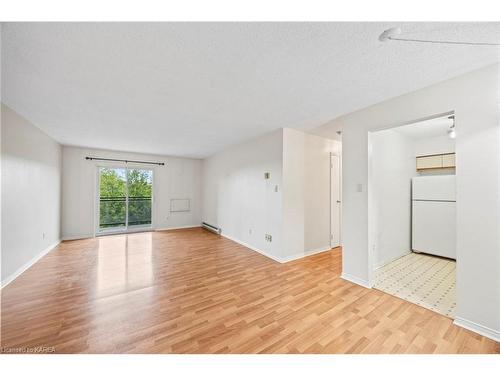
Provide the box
[330,154,341,248]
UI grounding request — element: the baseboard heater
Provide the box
[202,222,221,235]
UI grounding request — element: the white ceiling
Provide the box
[2,22,499,158]
[393,116,454,139]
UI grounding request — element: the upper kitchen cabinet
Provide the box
[416,153,456,171]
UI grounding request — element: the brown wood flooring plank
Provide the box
[1,228,498,354]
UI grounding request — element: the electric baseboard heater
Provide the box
[202,222,221,235]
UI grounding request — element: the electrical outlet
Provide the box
[265,234,273,242]
[249,229,252,235]
[264,172,270,179]
[42,232,46,239]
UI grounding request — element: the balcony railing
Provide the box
[99,196,152,229]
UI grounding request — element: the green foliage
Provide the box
[99,168,126,197]
[127,169,152,198]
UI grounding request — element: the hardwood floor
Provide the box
[1,228,498,354]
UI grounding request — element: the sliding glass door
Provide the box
[126,168,153,228]
[98,167,153,233]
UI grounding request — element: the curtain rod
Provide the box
[85,156,165,166]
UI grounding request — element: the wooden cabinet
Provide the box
[416,153,455,171]
[416,155,442,170]
[442,153,456,168]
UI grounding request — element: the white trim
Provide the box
[155,225,201,232]
[1,240,61,289]
[341,272,372,288]
[63,226,202,240]
[62,234,94,241]
[96,225,153,237]
[454,316,500,343]
[221,235,335,264]
[281,245,332,263]
[220,233,283,263]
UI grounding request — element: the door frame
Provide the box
[330,153,342,248]
[94,163,155,236]
[366,111,455,288]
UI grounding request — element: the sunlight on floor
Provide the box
[96,233,154,296]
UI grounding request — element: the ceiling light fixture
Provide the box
[379,27,500,46]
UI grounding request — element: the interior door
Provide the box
[330,154,341,248]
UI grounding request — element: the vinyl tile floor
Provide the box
[374,252,456,318]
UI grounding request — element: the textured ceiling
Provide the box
[2,22,500,158]
[394,116,454,139]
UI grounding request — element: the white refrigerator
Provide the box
[412,175,456,259]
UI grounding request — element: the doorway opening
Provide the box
[368,114,457,318]
[97,166,153,234]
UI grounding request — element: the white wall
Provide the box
[202,128,339,262]
[369,129,415,268]
[312,63,500,339]
[282,128,340,261]
[62,146,202,239]
[202,129,284,261]
[414,134,455,157]
[1,104,62,286]
[282,129,304,260]
[0,25,3,283]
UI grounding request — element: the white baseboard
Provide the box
[62,234,93,241]
[220,233,283,263]
[155,225,201,232]
[281,245,332,263]
[1,239,61,289]
[454,316,500,343]
[63,226,202,240]
[221,235,334,264]
[341,272,371,289]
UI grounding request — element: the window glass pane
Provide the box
[99,167,127,230]
[127,169,153,227]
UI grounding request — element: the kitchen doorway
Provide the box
[368,114,457,318]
